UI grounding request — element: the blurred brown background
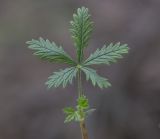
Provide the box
[0,0,160,139]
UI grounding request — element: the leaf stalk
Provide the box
[77,64,89,139]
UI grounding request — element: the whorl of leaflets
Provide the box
[27,7,129,90]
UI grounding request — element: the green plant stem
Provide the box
[78,69,83,97]
[77,67,89,139]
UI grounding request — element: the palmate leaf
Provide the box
[70,7,93,62]
[26,37,76,66]
[64,110,81,123]
[63,107,81,123]
[46,67,78,88]
[63,95,94,123]
[81,67,111,89]
[83,42,129,66]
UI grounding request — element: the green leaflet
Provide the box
[26,37,76,66]
[70,7,93,62]
[81,67,111,89]
[46,67,78,88]
[85,109,96,117]
[63,107,75,115]
[84,42,129,66]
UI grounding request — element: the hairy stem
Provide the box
[78,69,83,97]
[80,120,89,139]
[77,67,89,139]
